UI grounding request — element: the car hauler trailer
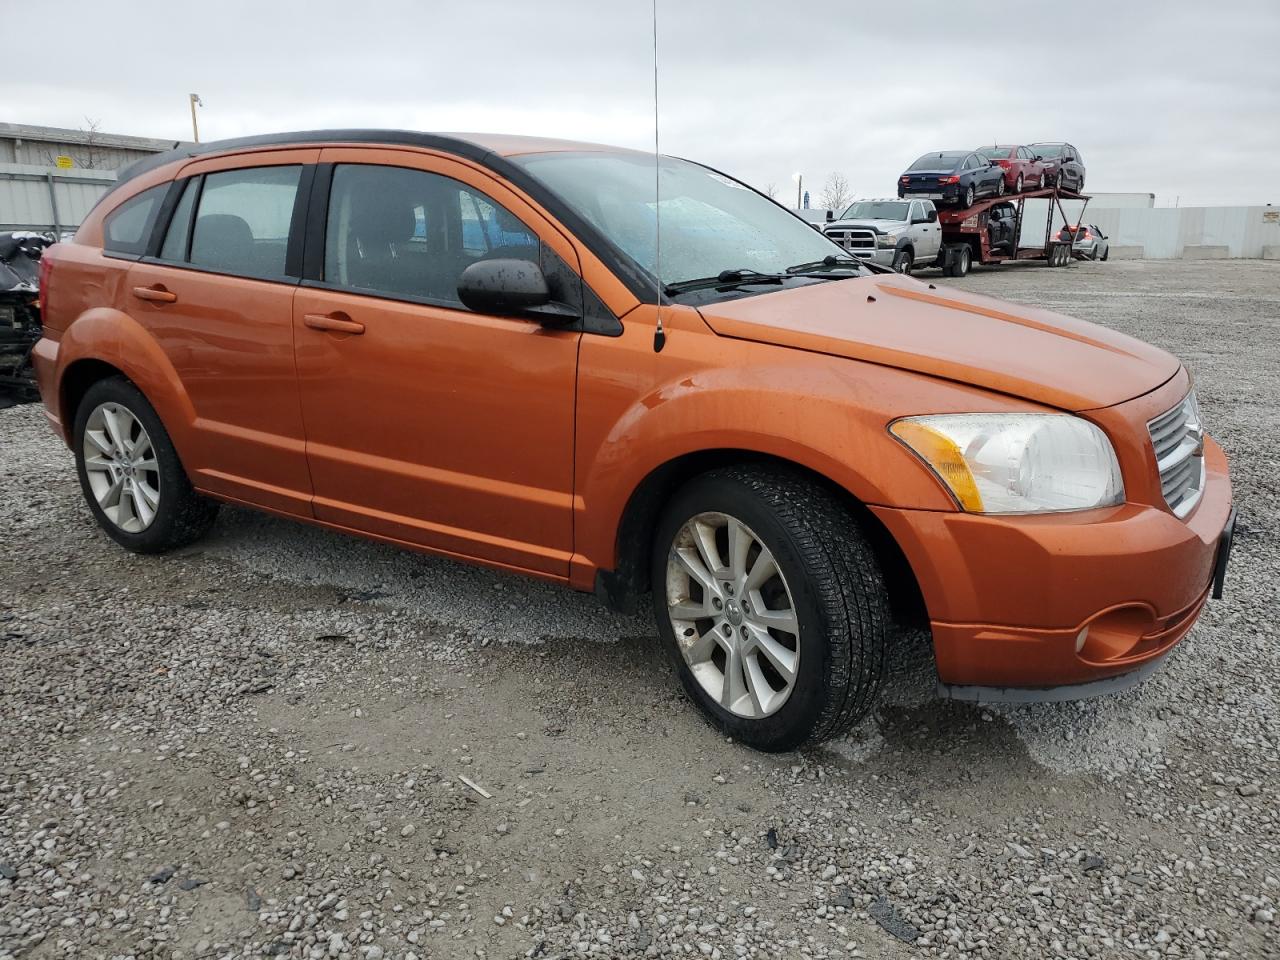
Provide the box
[933,186,1090,277]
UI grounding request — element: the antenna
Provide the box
[651,0,665,353]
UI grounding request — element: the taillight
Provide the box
[36,247,55,311]
[942,176,960,184]
[900,175,909,183]
[38,248,54,295]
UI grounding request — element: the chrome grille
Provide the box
[1148,391,1205,519]
[825,228,876,255]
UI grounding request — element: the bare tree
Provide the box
[818,172,852,213]
[763,182,778,200]
[78,117,105,169]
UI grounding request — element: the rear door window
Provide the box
[103,184,167,257]
[158,178,199,262]
[188,166,301,280]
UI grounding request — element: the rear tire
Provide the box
[952,244,972,277]
[1014,174,1023,194]
[963,184,975,207]
[996,178,1006,197]
[73,377,219,554]
[1100,246,1109,262]
[651,466,889,752]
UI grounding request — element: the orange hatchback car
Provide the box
[34,131,1234,751]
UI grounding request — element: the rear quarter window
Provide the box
[103,184,168,257]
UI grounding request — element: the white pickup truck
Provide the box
[822,198,942,274]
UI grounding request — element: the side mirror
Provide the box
[825,209,834,222]
[1033,155,1043,162]
[457,258,552,316]
[926,209,938,223]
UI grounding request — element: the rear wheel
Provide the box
[1014,174,1023,193]
[962,184,975,207]
[652,466,889,752]
[952,244,972,277]
[996,178,1006,197]
[1100,246,1109,262]
[891,248,914,275]
[73,377,218,553]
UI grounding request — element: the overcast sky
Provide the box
[7,0,1278,207]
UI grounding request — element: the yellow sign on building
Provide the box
[55,155,74,169]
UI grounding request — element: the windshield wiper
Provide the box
[785,255,862,274]
[663,268,788,296]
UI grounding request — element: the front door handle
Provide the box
[303,313,365,335]
[132,284,178,304]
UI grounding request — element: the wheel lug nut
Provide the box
[713,598,722,610]
[726,585,734,596]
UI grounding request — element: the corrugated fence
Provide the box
[0,163,117,235]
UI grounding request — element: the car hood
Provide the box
[695,275,1179,411]
[827,218,905,233]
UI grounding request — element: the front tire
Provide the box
[73,377,219,553]
[1014,174,1023,193]
[652,466,889,752]
[891,248,914,275]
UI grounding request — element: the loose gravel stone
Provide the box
[0,260,1276,959]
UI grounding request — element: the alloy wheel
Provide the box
[82,402,161,533]
[665,512,800,719]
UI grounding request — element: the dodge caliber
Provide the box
[32,131,1234,751]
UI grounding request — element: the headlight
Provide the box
[890,414,1124,514]
[877,232,900,248]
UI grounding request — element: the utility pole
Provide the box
[792,171,803,210]
[189,94,203,143]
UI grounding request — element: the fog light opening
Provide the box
[1075,627,1089,653]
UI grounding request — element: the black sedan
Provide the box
[898,151,1006,207]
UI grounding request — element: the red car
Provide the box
[973,145,1047,194]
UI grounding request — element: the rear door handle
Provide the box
[303,313,365,335]
[132,284,178,304]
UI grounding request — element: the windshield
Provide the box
[512,151,855,286]
[908,152,964,171]
[975,146,1013,160]
[840,201,909,221]
[1033,144,1065,158]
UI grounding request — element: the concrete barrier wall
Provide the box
[1082,205,1280,260]
[1013,200,1279,259]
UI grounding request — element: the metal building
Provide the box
[0,122,183,235]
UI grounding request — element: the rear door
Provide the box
[124,149,318,515]
[292,148,582,578]
[918,201,941,257]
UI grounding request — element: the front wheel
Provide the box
[1014,174,1023,194]
[652,466,889,752]
[996,178,1006,197]
[891,248,914,274]
[73,377,219,553]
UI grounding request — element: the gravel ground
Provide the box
[1,259,1277,960]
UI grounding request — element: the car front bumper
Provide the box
[870,436,1233,694]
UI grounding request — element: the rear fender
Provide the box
[53,307,196,451]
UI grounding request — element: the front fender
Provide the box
[50,307,197,452]
[571,311,970,582]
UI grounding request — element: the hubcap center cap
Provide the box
[725,599,744,626]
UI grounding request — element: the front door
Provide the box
[292,150,582,578]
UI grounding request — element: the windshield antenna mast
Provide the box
[651,0,666,353]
